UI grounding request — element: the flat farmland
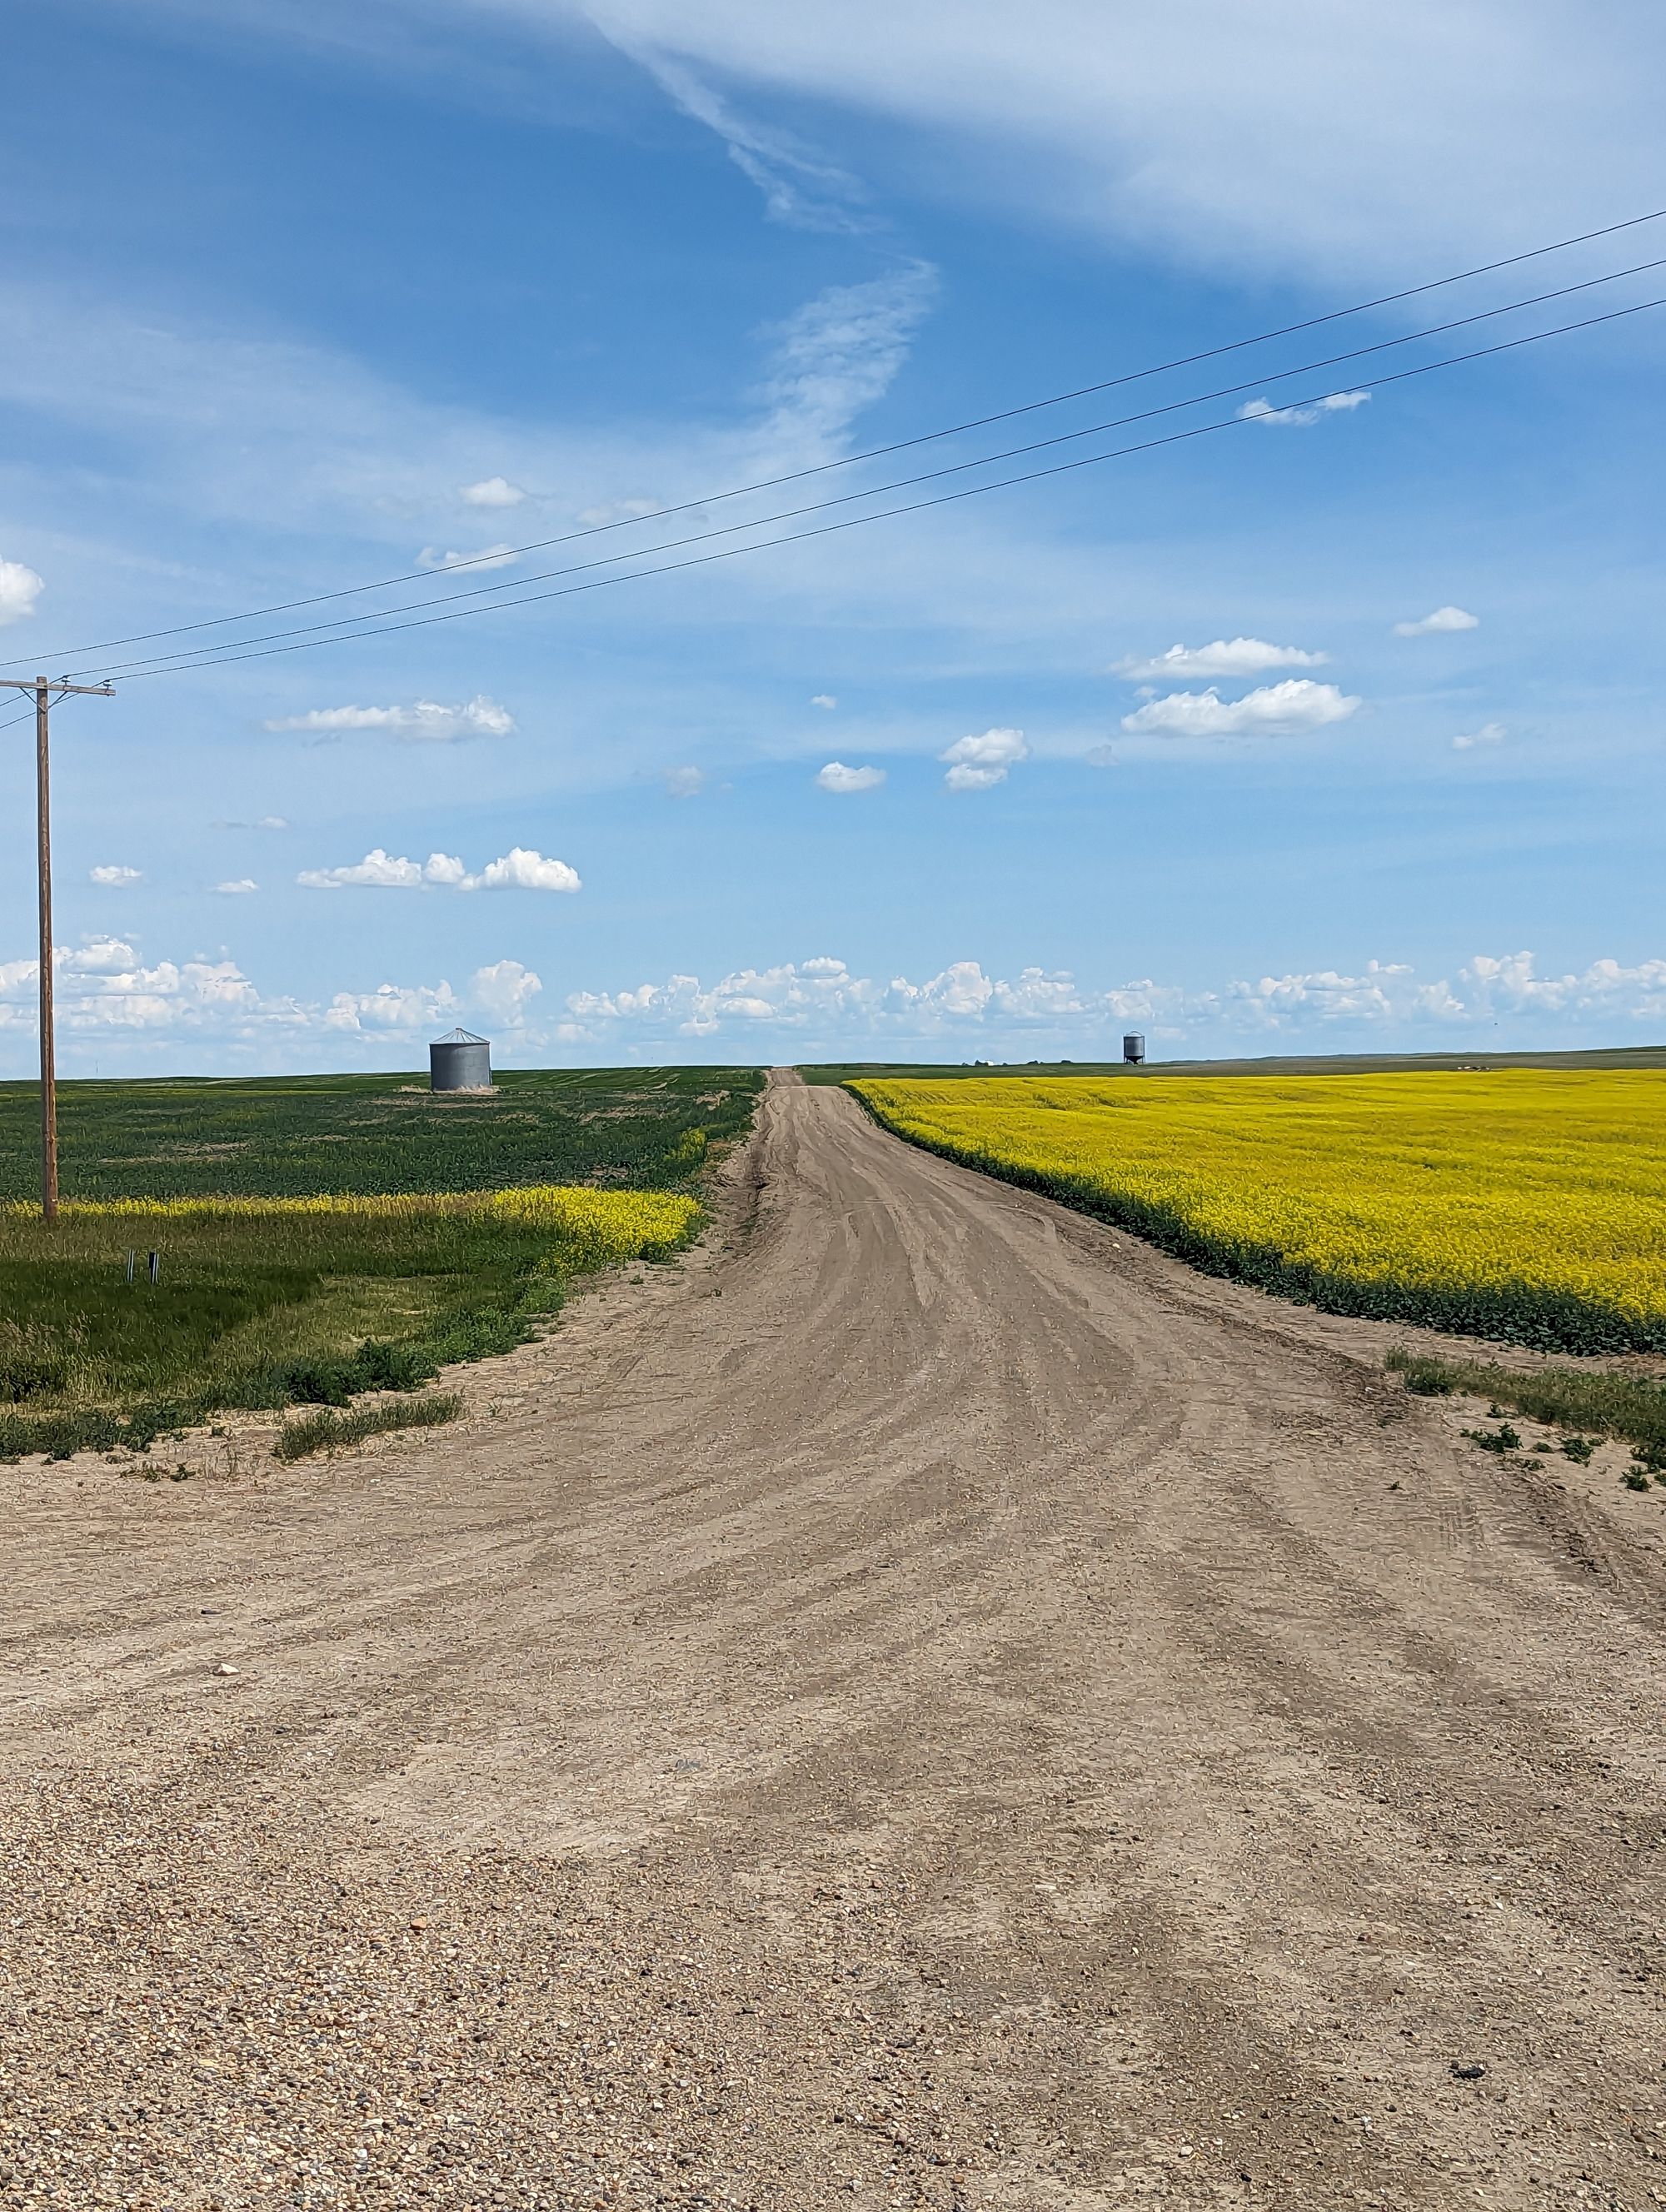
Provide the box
[0,1069,761,1460]
[0,1064,764,1201]
[852,1065,1666,1354]
[3,1071,1665,2211]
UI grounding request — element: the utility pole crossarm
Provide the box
[1,676,117,1220]
[0,679,117,696]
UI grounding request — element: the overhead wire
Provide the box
[46,252,1665,682]
[60,260,1666,680]
[8,202,1666,672]
[73,291,1666,685]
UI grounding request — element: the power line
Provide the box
[11,202,1666,672]
[78,292,1666,685]
[62,259,1666,680]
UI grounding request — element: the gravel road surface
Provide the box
[3,1073,1664,2210]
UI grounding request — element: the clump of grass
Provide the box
[273,1392,463,1463]
[1399,1363,1455,1396]
[1462,1422,1522,1453]
[1388,1348,1666,1464]
[0,1402,193,1462]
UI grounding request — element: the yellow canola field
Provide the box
[4,1185,701,1264]
[483,1184,700,1264]
[852,1069,1666,1352]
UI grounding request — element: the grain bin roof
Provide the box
[432,1027,489,1045]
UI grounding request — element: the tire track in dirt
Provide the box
[2,1074,1664,2210]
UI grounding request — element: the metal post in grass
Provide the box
[0,675,116,1220]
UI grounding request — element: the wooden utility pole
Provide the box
[1,675,114,1219]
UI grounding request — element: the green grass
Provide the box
[1388,1348,1666,1465]
[272,1392,464,1463]
[0,1065,763,1202]
[0,1202,591,1461]
[0,1064,759,1462]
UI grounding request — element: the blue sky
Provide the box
[2,0,1663,1071]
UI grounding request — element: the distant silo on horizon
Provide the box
[430,1027,493,1093]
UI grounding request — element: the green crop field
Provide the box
[0,1065,763,1203]
[0,1067,765,1462]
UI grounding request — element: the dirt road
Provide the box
[3,1074,1664,2210]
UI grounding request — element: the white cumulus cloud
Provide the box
[811,693,838,709]
[664,765,707,799]
[297,846,580,893]
[65,936,140,974]
[940,726,1028,791]
[816,760,885,793]
[0,934,292,1038]
[89,864,142,887]
[1461,950,1666,1019]
[7,930,1666,1064]
[1394,605,1479,635]
[322,963,541,1038]
[264,695,516,742]
[323,979,463,1033]
[467,959,543,1027]
[1116,638,1326,680]
[551,944,1666,1051]
[459,476,526,507]
[1453,720,1507,750]
[559,953,1196,1043]
[299,849,431,890]
[0,935,546,1061]
[471,848,581,893]
[212,879,259,895]
[1239,391,1370,427]
[0,557,44,626]
[1121,679,1360,739]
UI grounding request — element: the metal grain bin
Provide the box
[430,1028,493,1093]
[1122,1033,1146,1065]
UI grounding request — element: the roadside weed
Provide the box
[1386,1348,1666,1468]
[273,1393,464,1463]
[1462,1423,1522,1453]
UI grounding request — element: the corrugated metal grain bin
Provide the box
[1122,1033,1146,1065]
[430,1028,493,1093]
